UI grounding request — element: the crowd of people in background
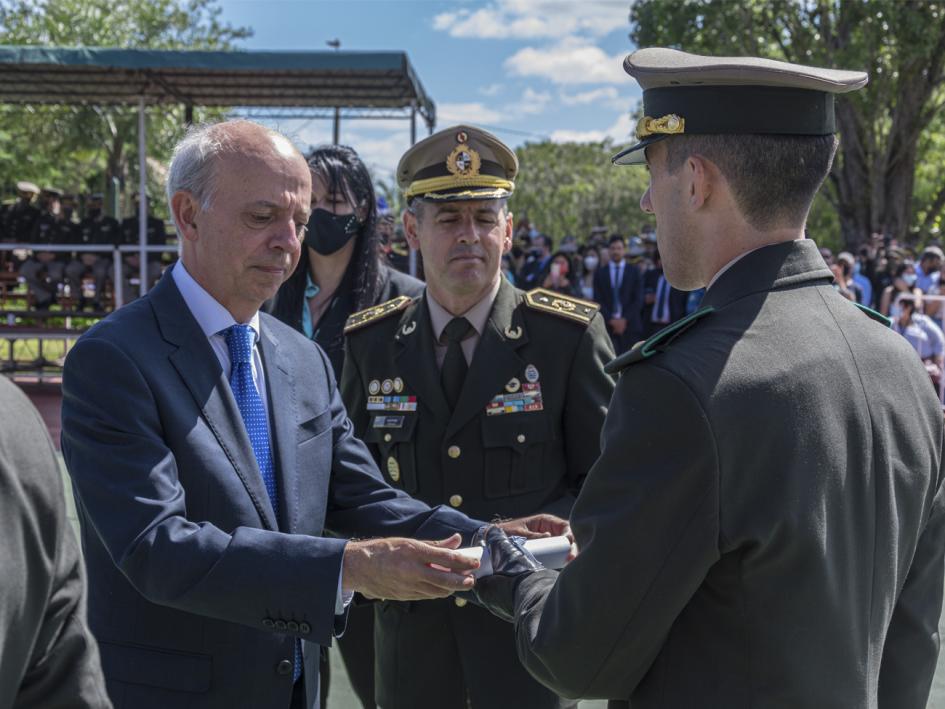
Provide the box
[488,221,945,399]
[0,180,169,310]
[3,175,945,398]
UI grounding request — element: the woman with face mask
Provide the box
[271,144,423,377]
[879,261,922,318]
[270,145,422,709]
[578,245,601,300]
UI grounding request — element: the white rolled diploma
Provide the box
[455,535,572,579]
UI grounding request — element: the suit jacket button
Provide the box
[275,620,287,631]
[287,621,299,633]
[454,597,467,608]
[299,622,312,635]
[277,660,293,676]
[263,618,275,629]
[447,445,461,459]
[449,494,463,508]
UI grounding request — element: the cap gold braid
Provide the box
[404,174,515,200]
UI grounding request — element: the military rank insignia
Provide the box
[487,368,543,416]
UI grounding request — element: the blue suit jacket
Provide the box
[61,266,481,709]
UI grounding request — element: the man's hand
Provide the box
[497,513,577,561]
[608,317,628,336]
[341,534,480,601]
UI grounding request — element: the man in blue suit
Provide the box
[61,120,565,709]
[592,235,644,353]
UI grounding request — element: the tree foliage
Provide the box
[630,0,945,250]
[511,140,654,243]
[0,0,251,213]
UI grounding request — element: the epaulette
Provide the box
[524,288,600,325]
[605,306,715,374]
[853,302,892,328]
[344,295,413,335]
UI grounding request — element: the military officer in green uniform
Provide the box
[340,125,615,709]
[471,49,945,709]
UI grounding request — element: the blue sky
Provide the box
[218,0,642,179]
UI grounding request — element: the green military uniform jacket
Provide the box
[505,239,945,709]
[340,278,614,521]
[340,277,614,709]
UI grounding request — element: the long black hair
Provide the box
[271,144,384,327]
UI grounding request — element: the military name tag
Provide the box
[372,415,405,429]
[367,395,418,412]
[486,382,544,416]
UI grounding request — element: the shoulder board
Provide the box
[853,302,892,328]
[344,295,413,335]
[524,288,600,325]
[605,306,715,374]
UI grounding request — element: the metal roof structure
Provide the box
[0,45,436,129]
[0,45,435,299]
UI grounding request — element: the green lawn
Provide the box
[58,462,944,709]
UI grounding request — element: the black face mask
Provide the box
[304,208,361,255]
[87,207,101,219]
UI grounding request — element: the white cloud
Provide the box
[437,102,504,125]
[479,82,505,97]
[560,86,618,105]
[505,37,629,85]
[506,87,552,116]
[550,111,635,144]
[433,1,628,40]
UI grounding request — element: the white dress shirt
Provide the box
[171,262,349,613]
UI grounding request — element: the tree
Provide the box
[511,140,654,243]
[0,0,250,212]
[630,0,945,250]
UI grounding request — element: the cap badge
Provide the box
[456,131,468,143]
[635,113,685,139]
[446,143,481,177]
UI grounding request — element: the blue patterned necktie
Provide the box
[223,324,301,681]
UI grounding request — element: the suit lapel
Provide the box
[151,269,279,531]
[258,321,298,534]
[445,280,528,440]
[394,295,452,422]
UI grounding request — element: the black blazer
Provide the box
[593,261,645,343]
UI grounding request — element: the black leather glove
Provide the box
[472,525,544,622]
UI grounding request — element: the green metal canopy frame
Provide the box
[0,45,435,299]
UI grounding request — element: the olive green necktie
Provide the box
[441,317,473,411]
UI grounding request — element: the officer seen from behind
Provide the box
[473,48,945,709]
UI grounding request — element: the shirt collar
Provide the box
[427,277,501,343]
[171,261,260,338]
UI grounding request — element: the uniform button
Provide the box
[275,620,287,631]
[516,434,526,443]
[287,621,299,633]
[448,445,461,459]
[276,660,293,676]
[384,433,392,443]
[449,494,463,508]
[262,618,275,629]
[454,597,467,608]
[299,622,311,635]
